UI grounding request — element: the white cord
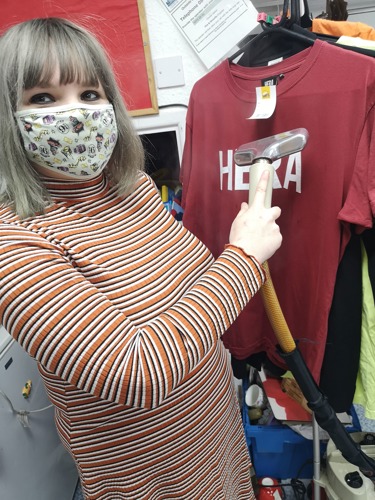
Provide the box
[0,389,53,428]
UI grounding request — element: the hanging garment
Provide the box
[312,19,375,41]
[362,225,375,298]
[319,232,362,412]
[336,36,375,53]
[181,39,375,382]
[353,239,375,419]
[320,226,375,412]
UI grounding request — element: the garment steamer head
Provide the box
[234,128,309,166]
[234,128,309,209]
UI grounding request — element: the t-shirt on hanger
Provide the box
[181,39,375,383]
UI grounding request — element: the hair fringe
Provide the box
[0,17,145,219]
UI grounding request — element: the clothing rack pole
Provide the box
[313,413,322,500]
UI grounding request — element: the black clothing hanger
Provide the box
[229,24,316,67]
[288,0,300,25]
[229,0,316,68]
[228,0,375,68]
[300,0,313,28]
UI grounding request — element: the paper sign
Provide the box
[160,0,258,68]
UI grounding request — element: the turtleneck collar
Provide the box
[41,173,110,203]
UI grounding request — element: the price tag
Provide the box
[248,85,277,120]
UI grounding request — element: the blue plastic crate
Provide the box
[242,379,322,479]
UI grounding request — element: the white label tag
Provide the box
[248,85,277,120]
[268,56,283,66]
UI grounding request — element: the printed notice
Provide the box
[160,0,258,68]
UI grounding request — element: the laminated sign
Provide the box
[159,0,259,68]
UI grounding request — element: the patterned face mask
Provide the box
[15,103,118,178]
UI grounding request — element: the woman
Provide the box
[0,17,282,499]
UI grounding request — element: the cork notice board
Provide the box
[1,0,158,116]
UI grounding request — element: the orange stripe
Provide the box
[0,173,257,499]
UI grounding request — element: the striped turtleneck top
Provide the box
[0,172,264,499]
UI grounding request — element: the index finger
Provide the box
[252,169,271,208]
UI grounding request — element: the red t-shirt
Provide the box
[181,40,375,381]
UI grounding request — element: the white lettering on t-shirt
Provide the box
[235,163,249,190]
[284,152,301,193]
[219,150,302,193]
[219,150,233,190]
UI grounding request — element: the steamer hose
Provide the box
[259,261,296,353]
[244,146,375,483]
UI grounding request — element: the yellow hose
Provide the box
[261,261,296,353]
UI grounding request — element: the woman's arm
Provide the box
[0,172,280,409]
[0,225,264,409]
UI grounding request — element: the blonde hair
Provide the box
[0,17,144,218]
